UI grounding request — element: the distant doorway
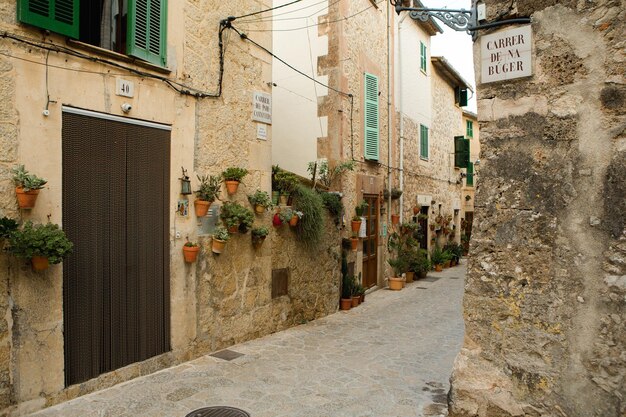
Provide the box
[418,206,429,250]
[362,194,379,288]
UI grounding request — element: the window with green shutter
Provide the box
[454,136,470,168]
[420,41,427,73]
[466,162,474,186]
[420,124,429,160]
[364,73,379,161]
[128,0,167,67]
[18,0,79,39]
[466,120,473,138]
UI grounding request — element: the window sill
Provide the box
[420,157,429,161]
[420,69,427,76]
[67,40,171,75]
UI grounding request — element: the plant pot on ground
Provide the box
[341,272,354,311]
[251,226,269,248]
[430,246,446,272]
[195,174,221,217]
[211,226,230,254]
[12,165,47,209]
[248,190,273,214]
[183,241,199,263]
[222,167,248,195]
[8,221,73,271]
[387,256,408,291]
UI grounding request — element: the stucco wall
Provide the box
[449,1,625,416]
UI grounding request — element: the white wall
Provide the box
[270,0,329,177]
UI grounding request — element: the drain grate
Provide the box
[185,406,251,417]
[416,287,428,289]
[210,349,244,361]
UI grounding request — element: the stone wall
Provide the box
[449,2,625,416]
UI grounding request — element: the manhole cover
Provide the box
[185,406,251,417]
[210,349,244,361]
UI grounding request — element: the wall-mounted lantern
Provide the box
[180,167,192,195]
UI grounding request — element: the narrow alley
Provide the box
[30,263,465,417]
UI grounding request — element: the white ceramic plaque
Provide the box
[481,25,532,83]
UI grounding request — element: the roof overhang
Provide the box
[431,56,474,92]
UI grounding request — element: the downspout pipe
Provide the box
[386,0,392,226]
[398,13,408,224]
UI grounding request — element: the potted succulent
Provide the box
[211,226,230,254]
[251,226,269,248]
[220,202,254,234]
[182,239,199,263]
[430,246,446,272]
[248,190,273,214]
[222,167,248,194]
[289,210,303,227]
[195,174,221,217]
[355,200,369,217]
[8,221,73,271]
[12,165,47,209]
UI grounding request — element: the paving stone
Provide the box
[29,263,466,417]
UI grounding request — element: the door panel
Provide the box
[63,112,170,386]
[362,194,379,288]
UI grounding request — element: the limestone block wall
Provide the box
[449,2,625,416]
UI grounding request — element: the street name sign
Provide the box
[481,25,532,83]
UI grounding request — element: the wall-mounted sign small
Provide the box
[252,91,272,124]
[116,78,134,98]
[481,25,532,84]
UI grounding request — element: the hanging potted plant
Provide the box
[251,226,269,248]
[289,210,303,227]
[413,206,420,215]
[355,200,368,217]
[12,165,47,209]
[391,214,400,225]
[211,226,230,254]
[272,212,283,227]
[8,221,73,271]
[351,215,362,233]
[274,169,299,205]
[222,167,248,195]
[248,190,273,214]
[195,174,221,217]
[278,207,293,227]
[220,202,254,234]
[182,240,199,263]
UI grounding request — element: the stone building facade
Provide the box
[0,0,343,414]
[449,1,625,416]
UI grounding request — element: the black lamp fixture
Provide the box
[180,167,192,195]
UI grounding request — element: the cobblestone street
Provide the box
[31,262,465,417]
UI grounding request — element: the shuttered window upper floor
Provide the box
[17,0,167,67]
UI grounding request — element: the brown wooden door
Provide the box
[362,194,379,288]
[62,110,171,386]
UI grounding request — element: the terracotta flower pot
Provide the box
[225,180,240,195]
[279,194,289,206]
[413,206,420,215]
[183,245,199,263]
[388,276,403,290]
[444,260,451,268]
[391,214,399,225]
[227,224,239,234]
[350,237,358,252]
[351,220,362,233]
[289,215,299,227]
[194,199,211,217]
[16,187,39,209]
[211,238,226,254]
[419,270,428,279]
[360,293,365,303]
[255,205,266,214]
[31,256,49,271]
[351,296,360,307]
[405,271,414,283]
[435,264,443,272]
[340,298,352,310]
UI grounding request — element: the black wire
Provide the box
[231,0,303,21]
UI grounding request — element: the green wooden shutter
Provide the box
[466,162,474,186]
[466,120,473,138]
[17,0,79,38]
[364,73,379,161]
[459,88,468,107]
[454,136,470,168]
[420,42,427,72]
[420,125,429,159]
[128,0,167,66]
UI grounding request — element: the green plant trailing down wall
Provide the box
[292,184,325,249]
[8,221,73,264]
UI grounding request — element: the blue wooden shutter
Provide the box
[17,0,79,38]
[364,73,379,161]
[420,125,429,159]
[128,0,167,66]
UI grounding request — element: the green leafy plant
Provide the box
[184,239,198,247]
[12,165,47,191]
[307,159,355,189]
[222,167,248,182]
[278,208,293,223]
[353,282,364,297]
[212,226,230,241]
[220,202,254,232]
[248,190,273,209]
[196,174,221,201]
[342,274,354,299]
[319,192,343,220]
[430,246,446,266]
[8,221,73,264]
[251,226,269,238]
[0,217,18,239]
[444,242,463,262]
[292,184,324,248]
[388,257,409,277]
[407,247,430,275]
[273,169,299,194]
[355,200,369,216]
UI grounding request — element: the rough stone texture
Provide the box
[27,262,466,417]
[449,1,626,417]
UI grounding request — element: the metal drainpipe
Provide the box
[386,0,392,226]
[398,13,408,224]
